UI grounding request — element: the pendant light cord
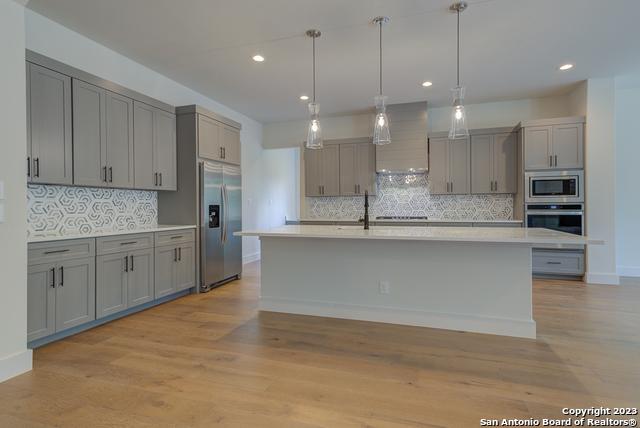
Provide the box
[456,8,460,87]
[379,20,383,96]
[312,34,316,103]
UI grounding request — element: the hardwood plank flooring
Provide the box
[0,262,638,427]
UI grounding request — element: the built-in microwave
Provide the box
[525,170,583,203]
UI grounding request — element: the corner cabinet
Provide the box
[26,63,73,185]
[304,145,340,196]
[428,137,470,195]
[470,132,517,194]
[523,118,584,170]
[134,101,177,190]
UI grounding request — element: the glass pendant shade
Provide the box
[448,86,469,139]
[306,102,323,149]
[373,95,391,145]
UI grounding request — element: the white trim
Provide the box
[242,251,260,265]
[585,271,620,285]
[0,349,32,383]
[260,297,536,339]
[617,265,640,278]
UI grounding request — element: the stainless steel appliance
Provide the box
[525,170,583,204]
[526,204,584,237]
[200,161,242,291]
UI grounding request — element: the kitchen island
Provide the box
[236,225,596,338]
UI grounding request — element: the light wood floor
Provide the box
[1,262,638,427]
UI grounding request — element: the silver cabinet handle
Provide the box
[59,266,64,287]
[130,255,134,271]
[50,267,56,288]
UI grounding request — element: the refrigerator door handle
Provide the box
[222,184,229,244]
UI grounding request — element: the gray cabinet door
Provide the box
[56,258,95,332]
[176,242,195,291]
[133,101,156,190]
[155,109,177,190]
[494,133,517,194]
[304,148,322,196]
[198,114,222,161]
[155,245,177,298]
[448,138,470,194]
[321,144,340,196]
[428,137,449,195]
[524,126,552,170]
[105,91,134,188]
[552,123,583,169]
[470,134,493,194]
[73,79,106,187]
[96,253,128,319]
[339,144,357,196]
[27,263,56,342]
[128,248,154,307]
[356,143,376,196]
[222,125,241,165]
[27,63,73,185]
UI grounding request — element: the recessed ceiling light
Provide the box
[299,95,309,101]
[421,81,433,87]
[252,54,265,62]
[559,63,573,71]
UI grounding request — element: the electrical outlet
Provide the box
[379,280,390,294]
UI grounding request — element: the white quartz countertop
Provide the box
[27,225,196,243]
[236,225,599,245]
[292,218,523,224]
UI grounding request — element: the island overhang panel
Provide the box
[237,226,596,339]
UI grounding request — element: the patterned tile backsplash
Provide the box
[27,185,158,236]
[306,174,513,220]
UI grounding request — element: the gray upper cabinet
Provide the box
[26,63,73,185]
[523,120,583,170]
[73,79,107,187]
[105,91,134,188]
[134,101,177,190]
[429,137,470,195]
[304,144,340,196]
[197,114,241,165]
[222,125,241,165]
[339,142,376,196]
[471,132,517,194]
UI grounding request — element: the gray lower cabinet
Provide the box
[27,257,95,342]
[97,241,154,318]
[471,132,517,194]
[532,249,584,275]
[155,241,195,297]
[26,62,73,185]
[429,137,470,195]
[134,101,177,190]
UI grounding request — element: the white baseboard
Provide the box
[585,272,620,285]
[242,251,260,265]
[260,297,536,339]
[0,349,32,383]
[617,266,640,278]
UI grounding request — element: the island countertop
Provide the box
[236,225,599,246]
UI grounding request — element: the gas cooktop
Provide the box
[375,216,429,220]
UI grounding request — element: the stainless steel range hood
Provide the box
[375,102,428,174]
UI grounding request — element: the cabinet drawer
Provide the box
[97,233,154,255]
[29,239,95,265]
[155,229,195,246]
[532,250,584,275]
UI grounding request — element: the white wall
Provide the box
[0,0,32,382]
[24,10,275,260]
[615,74,640,277]
[584,78,618,285]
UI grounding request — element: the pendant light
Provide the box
[448,1,469,140]
[372,16,391,145]
[305,29,323,149]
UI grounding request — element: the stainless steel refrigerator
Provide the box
[200,161,242,291]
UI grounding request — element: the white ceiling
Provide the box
[27,0,640,123]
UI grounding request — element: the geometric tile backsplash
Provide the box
[306,174,513,220]
[27,185,157,236]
